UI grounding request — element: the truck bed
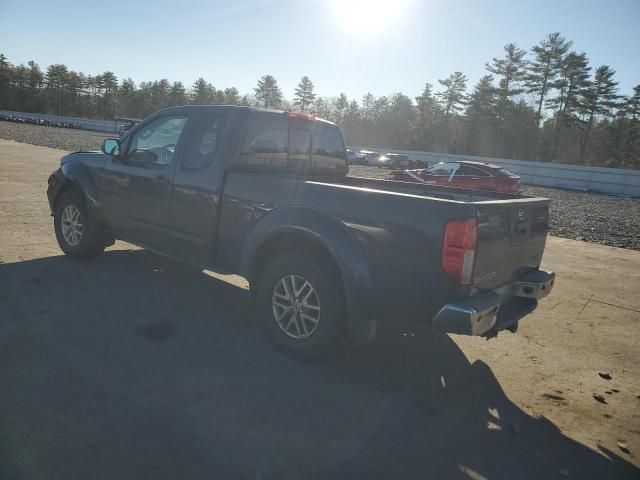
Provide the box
[339,175,543,204]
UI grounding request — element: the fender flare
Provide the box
[241,206,376,344]
[57,161,101,214]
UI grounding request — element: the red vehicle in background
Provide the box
[389,160,522,194]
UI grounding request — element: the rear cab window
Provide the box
[312,123,347,170]
[238,112,347,175]
[240,114,288,167]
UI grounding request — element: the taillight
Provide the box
[441,218,477,285]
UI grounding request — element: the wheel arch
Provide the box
[241,207,376,344]
[58,162,100,209]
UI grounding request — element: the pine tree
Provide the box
[485,43,527,154]
[223,87,240,105]
[168,81,187,106]
[547,52,590,159]
[465,75,498,155]
[0,54,12,109]
[485,43,527,112]
[414,83,438,148]
[436,72,467,117]
[361,93,375,121]
[578,65,620,162]
[118,78,137,117]
[311,96,331,119]
[622,85,640,168]
[526,33,572,127]
[27,60,44,112]
[254,75,282,109]
[415,83,438,125]
[333,93,348,124]
[191,78,214,104]
[99,71,118,118]
[293,76,316,113]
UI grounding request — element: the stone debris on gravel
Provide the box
[1,121,638,251]
[598,371,613,380]
[617,441,631,455]
[593,393,607,404]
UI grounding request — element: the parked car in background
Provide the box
[366,152,388,167]
[346,149,358,164]
[384,153,412,169]
[367,152,412,168]
[389,160,522,193]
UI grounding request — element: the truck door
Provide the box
[168,111,230,264]
[100,114,189,251]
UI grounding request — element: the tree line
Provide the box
[0,33,638,168]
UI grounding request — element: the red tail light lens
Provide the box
[442,218,477,284]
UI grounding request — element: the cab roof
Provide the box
[157,104,336,126]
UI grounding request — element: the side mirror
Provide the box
[102,138,121,157]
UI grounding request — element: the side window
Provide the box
[311,124,346,169]
[240,115,288,167]
[126,115,188,166]
[289,127,311,159]
[457,166,491,177]
[181,113,228,170]
[429,164,451,176]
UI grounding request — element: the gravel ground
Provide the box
[0,120,111,152]
[2,121,638,250]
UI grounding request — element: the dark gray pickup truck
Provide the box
[47,105,555,357]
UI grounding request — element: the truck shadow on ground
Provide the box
[0,249,637,480]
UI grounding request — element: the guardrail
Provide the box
[0,110,120,133]
[351,147,640,197]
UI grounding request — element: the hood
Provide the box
[60,150,105,166]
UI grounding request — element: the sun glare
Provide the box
[329,0,411,32]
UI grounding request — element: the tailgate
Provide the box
[471,198,550,290]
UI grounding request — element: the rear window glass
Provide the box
[456,166,491,176]
[312,124,346,168]
[427,163,451,175]
[499,168,515,176]
[240,115,288,167]
[289,127,311,156]
[238,114,347,173]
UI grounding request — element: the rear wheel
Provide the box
[256,253,345,359]
[54,191,106,259]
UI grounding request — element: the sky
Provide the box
[1,0,639,101]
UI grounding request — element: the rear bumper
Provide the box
[432,269,555,336]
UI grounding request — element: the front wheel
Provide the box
[256,253,345,359]
[54,191,106,259]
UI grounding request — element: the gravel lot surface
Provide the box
[2,121,638,250]
[0,120,110,152]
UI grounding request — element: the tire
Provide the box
[54,191,106,259]
[256,252,345,359]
